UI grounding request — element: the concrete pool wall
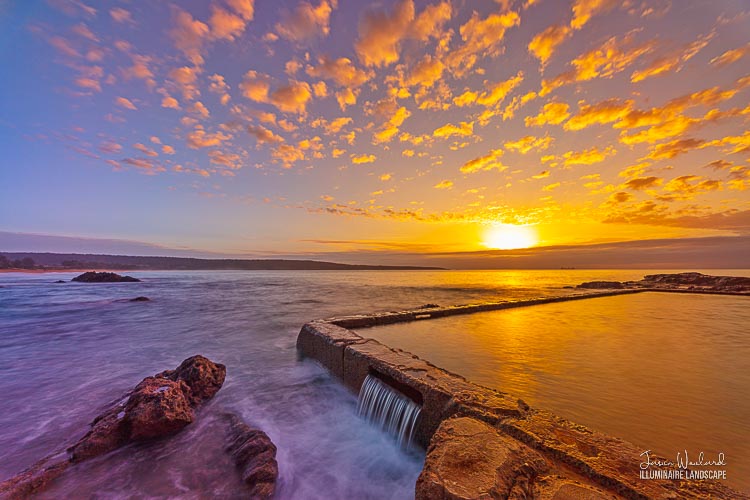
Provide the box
[297,289,746,499]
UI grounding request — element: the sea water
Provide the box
[1,269,746,497]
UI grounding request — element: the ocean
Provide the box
[1,269,747,497]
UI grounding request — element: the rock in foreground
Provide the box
[72,271,141,283]
[0,355,225,497]
[223,413,278,499]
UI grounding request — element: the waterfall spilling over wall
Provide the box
[357,374,421,448]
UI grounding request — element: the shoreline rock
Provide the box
[223,413,279,499]
[577,272,750,293]
[0,355,225,498]
[71,271,141,283]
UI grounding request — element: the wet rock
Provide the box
[416,417,548,500]
[157,355,226,407]
[54,280,66,283]
[1,355,225,495]
[223,413,278,499]
[642,272,750,290]
[576,281,625,289]
[72,271,141,283]
[0,452,70,499]
[129,296,150,302]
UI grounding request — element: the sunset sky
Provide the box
[1,0,749,264]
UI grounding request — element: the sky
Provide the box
[0,0,749,266]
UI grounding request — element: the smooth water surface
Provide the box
[362,291,750,493]
[1,269,746,496]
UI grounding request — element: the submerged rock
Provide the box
[54,280,66,283]
[223,413,278,499]
[71,271,141,283]
[576,280,625,289]
[0,355,226,496]
[129,296,150,302]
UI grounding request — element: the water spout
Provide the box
[357,374,421,448]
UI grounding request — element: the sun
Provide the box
[483,224,539,250]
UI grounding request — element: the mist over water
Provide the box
[1,269,747,497]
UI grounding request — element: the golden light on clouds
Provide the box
[9,0,750,256]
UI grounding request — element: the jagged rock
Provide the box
[0,451,70,499]
[129,296,150,302]
[642,272,750,289]
[223,413,278,499]
[1,355,225,495]
[576,281,625,289]
[71,271,141,283]
[157,355,227,407]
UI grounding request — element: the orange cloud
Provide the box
[209,6,247,41]
[247,125,284,144]
[570,0,617,30]
[186,128,230,148]
[624,176,662,190]
[710,42,750,67]
[460,149,506,174]
[434,180,453,189]
[562,145,615,166]
[541,33,655,95]
[564,98,633,130]
[444,10,520,76]
[504,135,553,154]
[306,56,371,87]
[275,0,334,42]
[170,8,210,65]
[433,121,474,138]
[351,154,376,164]
[525,101,570,127]
[114,96,137,110]
[631,32,714,82]
[226,0,255,21]
[404,55,444,88]
[528,24,571,65]
[355,0,415,67]
[110,7,133,24]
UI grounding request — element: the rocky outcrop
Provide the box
[157,355,227,407]
[575,281,625,289]
[642,272,750,290]
[577,272,750,293]
[0,356,225,498]
[129,296,150,302]
[72,271,141,283]
[223,413,278,499]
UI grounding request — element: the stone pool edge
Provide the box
[296,289,747,499]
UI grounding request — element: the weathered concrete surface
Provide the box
[416,417,620,500]
[297,291,749,499]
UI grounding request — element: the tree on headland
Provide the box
[2,256,37,269]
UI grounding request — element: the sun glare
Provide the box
[483,225,538,250]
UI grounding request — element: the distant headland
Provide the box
[0,252,445,272]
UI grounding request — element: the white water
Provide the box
[357,374,421,449]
